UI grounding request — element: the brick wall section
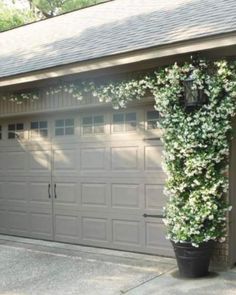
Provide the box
[211,241,229,270]
[211,205,231,270]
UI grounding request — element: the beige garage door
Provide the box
[0,105,172,256]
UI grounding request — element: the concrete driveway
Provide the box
[0,235,175,295]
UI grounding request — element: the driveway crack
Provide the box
[120,266,177,294]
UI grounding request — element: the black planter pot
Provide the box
[171,240,215,278]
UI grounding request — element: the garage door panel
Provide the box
[81,147,106,170]
[29,150,51,172]
[54,182,78,204]
[29,182,51,204]
[53,149,77,171]
[8,210,29,235]
[4,151,26,172]
[54,214,80,242]
[81,182,107,208]
[112,219,141,246]
[30,212,53,239]
[145,184,166,213]
[5,181,27,202]
[144,146,163,171]
[82,217,108,243]
[111,147,139,170]
[111,184,141,209]
[145,220,173,256]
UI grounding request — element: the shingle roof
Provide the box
[0,0,236,79]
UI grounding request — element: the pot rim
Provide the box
[171,240,215,248]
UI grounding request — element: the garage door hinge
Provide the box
[143,213,163,218]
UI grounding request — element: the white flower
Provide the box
[192,243,199,248]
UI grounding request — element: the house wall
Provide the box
[0,91,105,118]
[0,89,154,119]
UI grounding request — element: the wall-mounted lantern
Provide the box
[183,73,206,112]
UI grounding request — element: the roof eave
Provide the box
[1,31,236,88]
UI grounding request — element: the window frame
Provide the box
[146,110,160,130]
[112,112,137,133]
[55,118,75,136]
[8,123,24,140]
[82,114,105,135]
[30,120,48,138]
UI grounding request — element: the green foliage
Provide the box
[152,60,236,246]
[30,0,106,17]
[0,0,107,31]
[0,1,35,32]
[1,90,40,103]
[2,60,236,247]
[61,0,103,14]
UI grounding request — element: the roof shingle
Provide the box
[0,0,236,78]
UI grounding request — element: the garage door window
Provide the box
[55,119,74,136]
[82,115,104,135]
[31,121,48,138]
[146,111,159,129]
[113,112,137,132]
[8,123,24,139]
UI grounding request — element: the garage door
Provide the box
[0,106,172,256]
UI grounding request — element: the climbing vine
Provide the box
[1,90,40,103]
[152,60,236,246]
[1,59,236,246]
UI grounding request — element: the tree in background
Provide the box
[29,0,105,18]
[0,0,107,32]
[0,1,35,32]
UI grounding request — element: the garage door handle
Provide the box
[143,214,163,218]
[48,184,51,199]
[54,184,57,199]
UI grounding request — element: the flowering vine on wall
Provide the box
[153,60,236,246]
[1,59,236,246]
[1,90,40,103]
